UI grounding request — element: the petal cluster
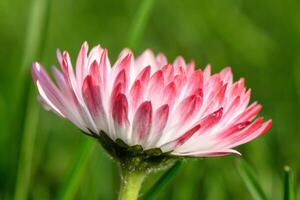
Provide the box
[32,42,272,157]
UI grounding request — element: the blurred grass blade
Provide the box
[127,0,156,50]
[57,0,156,198]
[57,139,95,200]
[14,89,40,200]
[13,0,51,199]
[20,0,50,74]
[283,166,295,200]
[237,159,267,200]
[143,161,182,200]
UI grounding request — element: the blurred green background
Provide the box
[0,0,299,199]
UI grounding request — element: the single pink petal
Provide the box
[113,69,128,92]
[86,46,103,77]
[149,70,164,91]
[148,70,164,105]
[99,49,110,91]
[162,82,177,108]
[174,94,203,124]
[89,60,100,84]
[136,65,151,87]
[185,69,203,96]
[174,149,241,157]
[110,83,123,106]
[56,49,63,65]
[135,49,157,71]
[186,60,195,75]
[153,104,169,134]
[161,64,174,83]
[82,75,104,119]
[199,107,223,129]
[219,67,233,85]
[202,149,241,157]
[129,80,143,110]
[161,124,201,152]
[156,53,167,67]
[173,56,186,68]
[132,101,152,144]
[175,125,201,146]
[76,42,88,85]
[203,64,211,81]
[173,73,186,91]
[113,52,132,79]
[112,93,129,127]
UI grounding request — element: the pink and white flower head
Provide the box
[32,42,272,157]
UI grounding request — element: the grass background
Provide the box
[0,0,299,199]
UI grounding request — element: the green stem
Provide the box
[119,169,145,200]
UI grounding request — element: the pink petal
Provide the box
[227,119,272,148]
[156,53,167,67]
[129,80,143,110]
[162,82,177,108]
[135,49,157,71]
[113,69,128,92]
[148,70,164,105]
[218,121,251,139]
[219,67,233,85]
[199,107,223,129]
[161,64,174,83]
[89,60,100,84]
[173,56,187,69]
[113,52,132,78]
[60,51,81,101]
[82,75,105,120]
[203,64,211,81]
[99,49,110,91]
[186,60,195,75]
[153,104,169,134]
[174,94,203,124]
[32,63,65,116]
[136,65,151,84]
[111,83,123,107]
[185,69,203,96]
[76,42,88,85]
[175,124,201,146]
[112,93,129,127]
[161,124,201,152]
[173,149,241,157]
[132,101,152,144]
[235,102,262,123]
[144,104,170,148]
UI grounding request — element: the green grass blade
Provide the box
[57,138,96,200]
[143,161,182,200]
[127,0,156,50]
[20,0,50,73]
[283,166,296,200]
[14,89,40,200]
[237,159,267,200]
[13,0,51,199]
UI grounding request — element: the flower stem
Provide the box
[119,168,145,200]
